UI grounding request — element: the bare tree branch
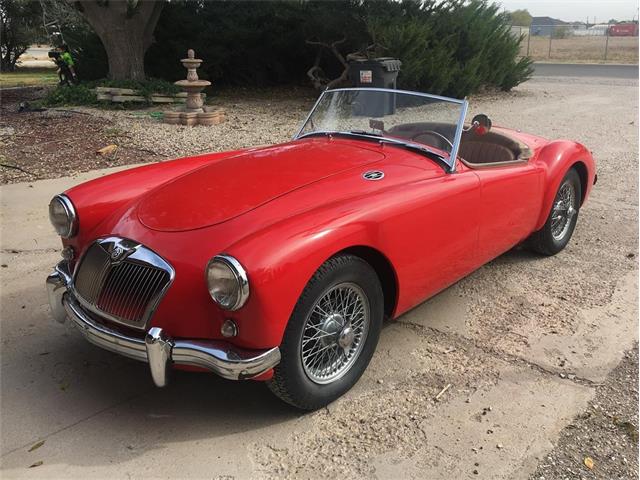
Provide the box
[305,36,350,90]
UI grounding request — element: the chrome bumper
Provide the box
[46,263,281,387]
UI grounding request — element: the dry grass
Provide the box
[0,67,58,88]
[521,36,638,63]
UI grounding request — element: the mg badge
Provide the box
[111,246,125,260]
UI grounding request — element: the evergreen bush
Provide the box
[60,0,532,98]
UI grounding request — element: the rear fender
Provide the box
[534,140,595,231]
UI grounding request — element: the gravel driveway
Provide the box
[0,74,637,479]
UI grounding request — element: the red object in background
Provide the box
[609,23,639,36]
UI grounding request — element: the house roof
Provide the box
[531,16,568,26]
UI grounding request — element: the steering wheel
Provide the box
[411,130,454,150]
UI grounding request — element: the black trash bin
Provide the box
[347,57,402,117]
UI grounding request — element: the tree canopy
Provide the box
[0,0,44,72]
[508,9,533,27]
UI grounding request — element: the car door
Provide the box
[382,159,482,315]
[472,161,544,264]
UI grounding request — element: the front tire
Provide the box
[528,168,581,256]
[268,254,383,410]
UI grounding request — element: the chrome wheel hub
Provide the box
[338,326,355,352]
[551,182,577,241]
[301,282,370,384]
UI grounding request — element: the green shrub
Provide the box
[41,84,98,106]
[367,0,533,97]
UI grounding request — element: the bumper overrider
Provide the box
[46,261,281,387]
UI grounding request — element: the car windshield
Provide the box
[296,88,468,170]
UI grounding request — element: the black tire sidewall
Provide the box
[272,255,383,410]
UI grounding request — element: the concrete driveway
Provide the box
[1,73,638,478]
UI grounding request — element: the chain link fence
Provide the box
[510,24,639,63]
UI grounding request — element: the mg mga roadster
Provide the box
[47,88,596,410]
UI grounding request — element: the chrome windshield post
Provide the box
[448,98,469,174]
[293,90,327,140]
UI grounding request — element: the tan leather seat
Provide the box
[387,122,523,165]
[459,140,516,164]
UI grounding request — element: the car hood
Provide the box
[137,139,385,232]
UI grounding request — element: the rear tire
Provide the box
[268,254,383,410]
[528,168,581,256]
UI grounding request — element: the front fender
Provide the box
[227,203,385,348]
[534,140,595,231]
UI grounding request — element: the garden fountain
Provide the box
[164,49,225,126]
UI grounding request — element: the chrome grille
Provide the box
[73,237,173,330]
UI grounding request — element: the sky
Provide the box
[491,0,639,23]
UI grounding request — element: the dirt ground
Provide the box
[531,344,638,480]
[521,36,639,64]
[0,73,638,479]
[0,86,315,184]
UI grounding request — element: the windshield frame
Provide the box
[294,87,469,173]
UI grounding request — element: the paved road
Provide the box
[533,62,639,79]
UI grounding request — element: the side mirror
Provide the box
[470,114,492,135]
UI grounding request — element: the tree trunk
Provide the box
[75,0,164,81]
[100,26,147,81]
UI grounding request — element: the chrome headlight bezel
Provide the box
[205,254,250,311]
[48,194,78,239]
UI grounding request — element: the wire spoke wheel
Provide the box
[550,181,577,241]
[301,282,370,384]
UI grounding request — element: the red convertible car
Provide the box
[47,88,596,409]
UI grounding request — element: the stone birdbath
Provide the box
[165,49,225,126]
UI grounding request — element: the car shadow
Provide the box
[1,244,547,470]
[0,280,301,469]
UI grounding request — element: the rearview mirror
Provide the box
[470,114,492,135]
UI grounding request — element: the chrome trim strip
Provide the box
[50,194,78,238]
[459,158,528,169]
[206,254,250,311]
[51,271,281,386]
[325,87,466,104]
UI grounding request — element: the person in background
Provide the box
[59,45,78,84]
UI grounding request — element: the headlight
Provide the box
[48,194,77,238]
[205,255,249,311]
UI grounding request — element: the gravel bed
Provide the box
[530,345,639,480]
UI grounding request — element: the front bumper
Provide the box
[46,262,280,387]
